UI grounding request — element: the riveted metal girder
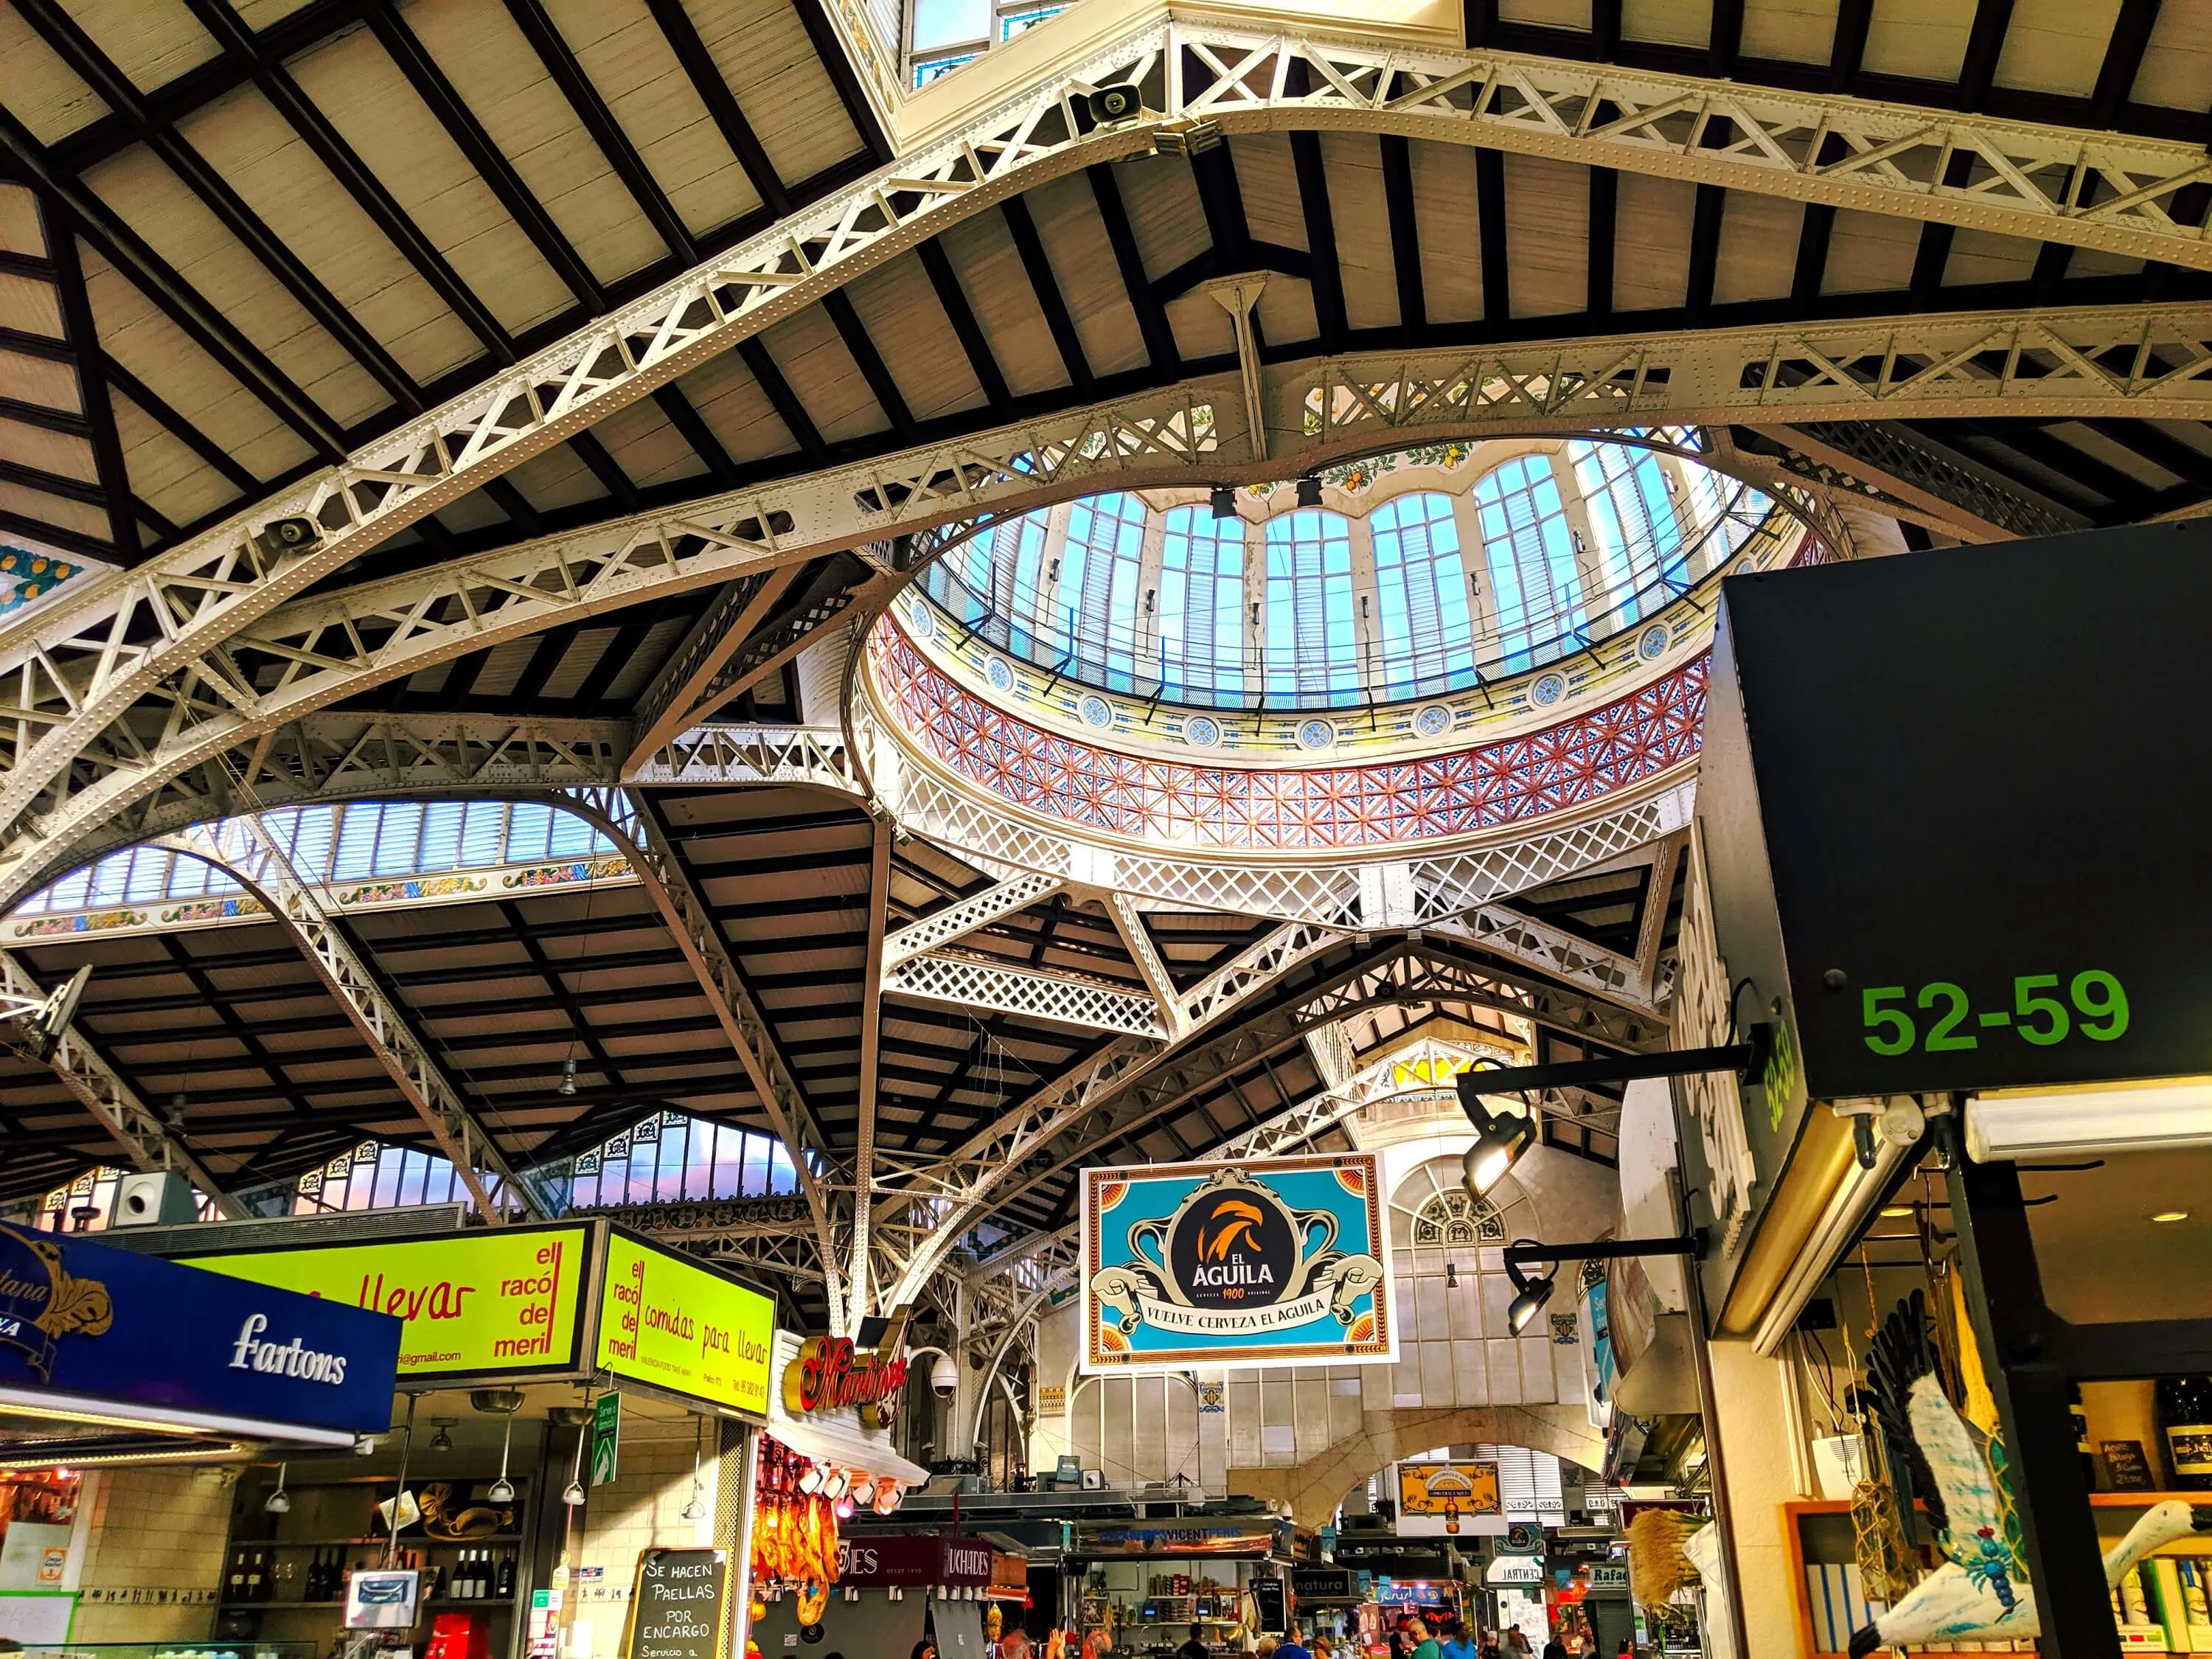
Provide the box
[163,815,545,1223]
[0,948,250,1217]
[7,299,2207,909]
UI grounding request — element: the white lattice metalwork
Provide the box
[629,723,866,792]
[883,870,1064,968]
[1105,889,1186,1034]
[1303,305,2212,441]
[164,815,544,1224]
[1178,919,1346,1029]
[886,950,1168,1037]
[1433,903,1650,1005]
[0,948,248,1217]
[0,288,2186,911]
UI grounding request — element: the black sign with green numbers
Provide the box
[1700,519,2212,1099]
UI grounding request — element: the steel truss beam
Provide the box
[882,871,1065,967]
[869,935,1658,1310]
[7,5,2204,651]
[163,815,543,1223]
[1742,420,2087,540]
[0,948,249,1217]
[10,292,2205,905]
[613,790,851,1332]
[885,951,1169,1037]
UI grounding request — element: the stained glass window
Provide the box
[1262,509,1358,704]
[1474,456,1583,672]
[1370,492,1472,697]
[1158,507,1245,700]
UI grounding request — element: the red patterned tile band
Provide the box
[872,627,1707,851]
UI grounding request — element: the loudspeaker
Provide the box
[113,1170,199,1227]
[251,515,322,560]
[1085,84,1142,125]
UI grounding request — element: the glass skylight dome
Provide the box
[913,437,1773,712]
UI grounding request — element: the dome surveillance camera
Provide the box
[931,1353,959,1400]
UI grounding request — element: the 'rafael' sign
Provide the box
[782,1335,909,1430]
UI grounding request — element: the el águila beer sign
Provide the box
[182,1224,588,1380]
[1079,1153,1394,1374]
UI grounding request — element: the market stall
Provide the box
[127,1217,775,1659]
[738,1332,931,1657]
[1070,1518,1294,1656]
[0,1220,403,1653]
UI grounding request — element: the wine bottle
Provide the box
[497,1551,515,1599]
[2071,1382,2098,1490]
[2157,1375,2212,1491]
[245,1548,265,1602]
[228,1549,247,1603]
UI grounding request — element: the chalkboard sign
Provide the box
[626,1548,729,1659]
[1251,1577,1286,1635]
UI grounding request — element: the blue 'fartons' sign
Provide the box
[0,1220,401,1436]
[1079,1152,1394,1374]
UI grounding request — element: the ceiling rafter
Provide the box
[999,196,1095,397]
[37,196,131,557]
[917,240,1015,421]
[0,115,345,458]
[499,0,699,265]
[1088,162,1181,376]
[14,0,427,414]
[178,0,520,366]
[1380,133,1427,338]
[821,290,918,441]
[643,0,793,218]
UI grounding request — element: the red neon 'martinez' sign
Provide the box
[782,1335,908,1429]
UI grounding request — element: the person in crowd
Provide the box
[909,1641,937,1659]
[1079,1629,1113,1659]
[1439,1618,1479,1659]
[999,1626,1032,1659]
[1311,1632,1334,1659]
[1503,1627,1534,1658]
[1541,1635,1568,1659]
[1407,1616,1442,1659]
[1276,1624,1314,1659]
[1256,1639,1279,1658]
[1173,1623,1211,1659]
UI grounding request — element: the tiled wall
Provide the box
[70,1467,234,1641]
[560,1416,720,1659]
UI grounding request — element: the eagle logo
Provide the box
[1198,1199,1265,1262]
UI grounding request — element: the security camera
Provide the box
[932,1354,959,1400]
[250,515,321,561]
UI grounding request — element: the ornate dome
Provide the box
[911,434,1772,714]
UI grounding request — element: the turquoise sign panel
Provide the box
[1079,1152,1395,1374]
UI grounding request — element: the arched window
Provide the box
[1409,1187,1505,1247]
[1569,441,1682,625]
[1158,506,1245,701]
[1262,508,1357,704]
[1473,456,1583,672]
[1060,492,1147,690]
[1369,491,1472,698]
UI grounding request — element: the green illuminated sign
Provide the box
[596,1231,774,1415]
[1860,971,2131,1057]
[183,1226,588,1379]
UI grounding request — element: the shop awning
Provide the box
[763,1409,927,1485]
[0,1220,401,1467]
